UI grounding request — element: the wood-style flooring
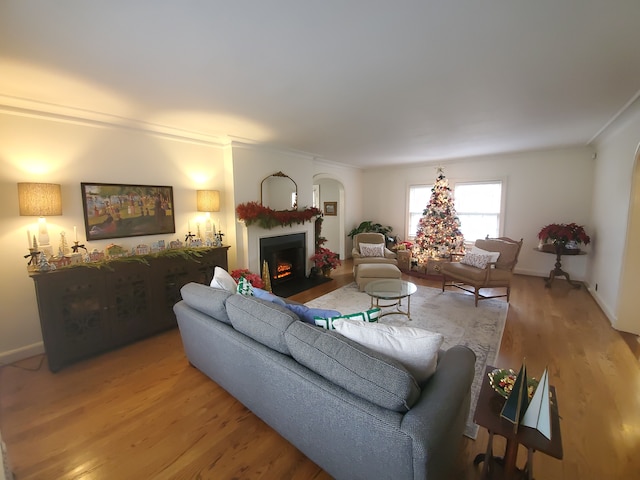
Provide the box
[1,260,639,479]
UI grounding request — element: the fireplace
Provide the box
[260,233,306,289]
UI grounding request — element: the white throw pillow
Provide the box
[460,253,492,269]
[359,242,384,257]
[333,319,443,383]
[210,266,237,292]
[471,246,500,264]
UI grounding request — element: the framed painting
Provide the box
[324,201,337,216]
[81,183,176,241]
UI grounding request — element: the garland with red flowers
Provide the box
[236,201,322,229]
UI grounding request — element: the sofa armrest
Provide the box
[400,345,476,476]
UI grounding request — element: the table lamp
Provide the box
[18,182,62,258]
[197,190,221,245]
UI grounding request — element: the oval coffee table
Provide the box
[364,279,417,320]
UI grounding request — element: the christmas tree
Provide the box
[413,168,465,262]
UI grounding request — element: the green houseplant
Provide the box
[347,221,393,239]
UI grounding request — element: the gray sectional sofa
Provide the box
[174,282,476,480]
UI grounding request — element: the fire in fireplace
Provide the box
[260,233,306,288]
[275,260,293,280]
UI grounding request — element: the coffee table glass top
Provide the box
[364,279,417,299]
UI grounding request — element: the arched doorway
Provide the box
[313,175,346,260]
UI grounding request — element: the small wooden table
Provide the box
[536,247,585,289]
[473,365,563,479]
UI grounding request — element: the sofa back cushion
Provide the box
[284,321,420,412]
[180,282,233,325]
[226,294,298,355]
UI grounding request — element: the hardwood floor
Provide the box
[1,260,639,479]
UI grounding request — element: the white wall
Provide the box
[0,111,227,363]
[591,98,640,333]
[362,147,595,279]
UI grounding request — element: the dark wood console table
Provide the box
[473,365,563,479]
[30,247,229,372]
[536,247,586,289]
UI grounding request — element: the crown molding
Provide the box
[0,95,231,147]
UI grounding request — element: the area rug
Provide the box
[304,282,508,439]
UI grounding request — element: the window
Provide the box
[407,185,432,239]
[407,181,503,240]
[454,182,502,241]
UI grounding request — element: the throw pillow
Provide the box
[314,307,381,330]
[252,288,287,306]
[359,242,384,257]
[210,266,237,292]
[460,253,492,269]
[333,319,443,383]
[237,276,254,296]
[284,303,341,324]
[471,246,501,264]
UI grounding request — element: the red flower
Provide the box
[538,223,590,245]
[230,268,265,289]
[310,248,341,270]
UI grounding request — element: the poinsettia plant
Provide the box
[310,247,341,270]
[230,268,265,289]
[236,202,322,229]
[538,223,591,245]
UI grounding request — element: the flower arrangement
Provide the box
[538,223,591,245]
[310,247,341,271]
[236,202,322,229]
[230,268,265,289]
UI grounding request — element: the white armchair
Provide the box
[351,232,398,276]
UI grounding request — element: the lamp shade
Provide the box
[18,183,62,216]
[197,190,220,212]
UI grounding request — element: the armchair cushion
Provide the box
[359,242,385,257]
[470,246,501,264]
[460,253,492,269]
[442,262,512,285]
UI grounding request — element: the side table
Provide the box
[535,247,585,289]
[473,365,563,479]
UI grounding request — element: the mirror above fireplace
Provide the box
[261,171,298,211]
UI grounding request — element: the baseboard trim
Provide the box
[0,342,44,366]
[586,286,618,328]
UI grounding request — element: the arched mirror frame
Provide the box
[260,171,298,210]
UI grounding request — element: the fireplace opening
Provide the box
[260,233,306,288]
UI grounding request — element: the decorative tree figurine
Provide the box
[413,168,465,262]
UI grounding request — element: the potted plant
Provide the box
[347,221,393,239]
[538,223,591,254]
[310,247,341,277]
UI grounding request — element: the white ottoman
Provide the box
[356,263,402,291]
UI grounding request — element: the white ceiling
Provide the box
[2,1,640,168]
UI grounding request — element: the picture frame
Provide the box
[324,201,337,216]
[81,183,176,241]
